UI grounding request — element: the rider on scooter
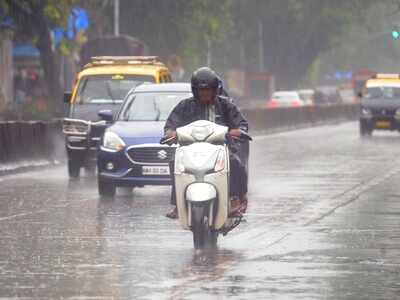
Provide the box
[164,67,249,219]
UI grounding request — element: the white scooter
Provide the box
[162,120,251,249]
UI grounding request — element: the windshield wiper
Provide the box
[153,100,161,121]
[105,81,117,104]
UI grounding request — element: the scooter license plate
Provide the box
[142,166,170,175]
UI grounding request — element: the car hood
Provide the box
[70,104,121,121]
[108,121,165,145]
[362,98,400,109]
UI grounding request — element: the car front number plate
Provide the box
[142,166,170,175]
[376,121,391,129]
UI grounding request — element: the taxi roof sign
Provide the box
[89,56,162,66]
[373,73,400,80]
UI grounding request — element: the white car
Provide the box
[267,91,305,108]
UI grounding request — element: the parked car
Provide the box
[314,86,342,105]
[297,89,314,106]
[266,91,304,108]
[63,56,172,178]
[97,83,192,197]
[338,84,357,104]
[360,73,400,136]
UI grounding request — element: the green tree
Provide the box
[3,0,76,111]
[229,0,375,88]
[117,0,231,73]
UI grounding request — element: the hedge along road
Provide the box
[0,122,399,299]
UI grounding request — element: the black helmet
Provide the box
[191,67,219,98]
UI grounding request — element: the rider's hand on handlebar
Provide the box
[229,128,242,139]
[167,131,177,139]
[161,130,177,145]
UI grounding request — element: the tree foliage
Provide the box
[2,0,384,101]
[116,0,231,72]
[228,0,376,87]
[113,0,376,87]
[2,0,76,110]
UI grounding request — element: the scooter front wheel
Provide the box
[191,204,218,249]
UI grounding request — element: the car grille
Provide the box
[371,108,396,117]
[127,147,175,164]
[90,124,106,138]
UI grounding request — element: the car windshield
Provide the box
[365,86,400,99]
[75,75,155,105]
[119,92,191,121]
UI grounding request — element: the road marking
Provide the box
[0,210,46,222]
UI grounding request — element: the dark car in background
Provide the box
[97,83,192,197]
[359,74,400,136]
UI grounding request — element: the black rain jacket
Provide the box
[164,95,248,134]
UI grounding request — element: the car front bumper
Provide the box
[65,134,99,163]
[360,116,400,131]
[97,146,174,187]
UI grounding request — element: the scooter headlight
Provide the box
[102,131,126,151]
[214,150,226,172]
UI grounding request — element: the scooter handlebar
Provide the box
[160,135,177,145]
[240,131,253,141]
[226,131,253,143]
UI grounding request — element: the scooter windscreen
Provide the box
[177,120,228,144]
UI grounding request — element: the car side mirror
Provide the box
[63,91,72,104]
[98,109,113,122]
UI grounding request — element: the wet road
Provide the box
[1,122,400,299]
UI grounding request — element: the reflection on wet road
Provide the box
[1,122,400,299]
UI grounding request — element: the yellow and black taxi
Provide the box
[360,73,400,136]
[63,56,172,178]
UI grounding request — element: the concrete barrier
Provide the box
[0,121,58,164]
[242,104,359,133]
[0,105,359,166]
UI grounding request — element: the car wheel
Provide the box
[98,178,116,197]
[68,160,80,178]
[360,123,372,137]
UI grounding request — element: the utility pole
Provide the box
[114,0,120,36]
[207,39,212,67]
[258,19,264,72]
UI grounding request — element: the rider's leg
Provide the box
[229,155,248,215]
[230,140,249,213]
[166,160,178,219]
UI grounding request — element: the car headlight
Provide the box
[63,121,89,135]
[395,108,400,119]
[361,107,372,118]
[102,131,126,151]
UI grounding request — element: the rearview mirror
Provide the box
[63,91,72,104]
[98,109,113,122]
